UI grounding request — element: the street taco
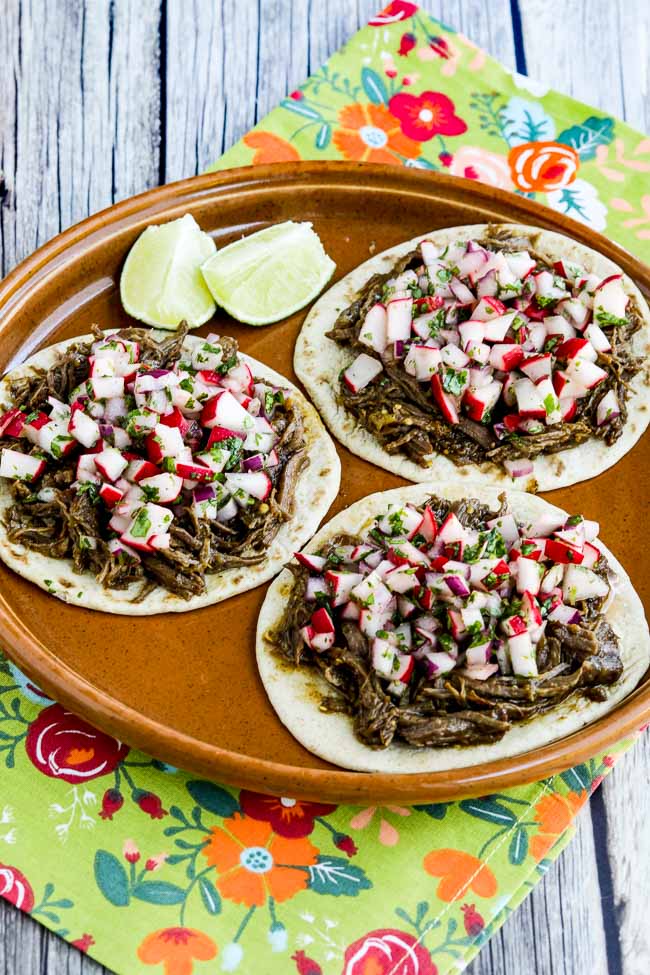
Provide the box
[257,483,649,772]
[0,326,340,613]
[295,223,650,491]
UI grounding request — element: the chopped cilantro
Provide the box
[179,377,194,393]
[595,310,627,327]
[264,389,285,416]
[442,368,467,397]
[436,268,452,283]
[536,295,556,309]
[141,484,160,502]
[130,508,152,538]
[222,436,244,472]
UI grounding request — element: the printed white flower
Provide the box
[511,71,550,97]
[0,829,16,845]
[300,912,315,923]
[296,934,315,947]
[0,807,14,825]
[221,942,243,972]
[82,789,97,806]
[546,178,608,231]
[268,924,288,952]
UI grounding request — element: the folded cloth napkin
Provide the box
[0,5,648,975]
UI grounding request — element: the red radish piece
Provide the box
[359,303,388,353]
[125,458,160,483]
[159,407,191,437]
[560,397,577,421]
[430,374,459,423]
[484,312,518,342]
[584,322,611,353]
[145,424,185,463]
[594,275,628,321]
[503,457,534,479]
[554,337,595,363]
[545,538,584,565]
[416,506,438,542]
[508,632,537,676]
[0,408,27,439]
[404,345,441,381]
[206,426,243,448]
[440,344,470,369]
[471,297,507,321]
[0,448,46,482]
[392,654,415,683]
[200,390,252,433]
[311,606,334,634]
[520,354,551,383]
[343,353,383,393]
[99,483,124,507]
[535,378,561,425]
[225,470,272,501]
[372,638,396,677]
[562,564,609,603]
[513,378,545,418]
[564,356,607,390]
[488,344,523,371]
[220,362,254,396]
[516,558,541,595]
[463,381,502,422]
[386,297,413,342]
[458,321,486,347]
[139,472,183,503]
[596,389,620,426]
[94,446,128,482]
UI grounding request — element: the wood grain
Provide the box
[0,1,648,973]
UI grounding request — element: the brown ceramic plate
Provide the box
[0,163,648,804]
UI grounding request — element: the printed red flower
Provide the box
[0,864,34,912]
[25,704,129,783]
[99,788,124,821]
[135,790,168,819]
[398,32,417,56]
[293,950,323,975]
[70,934,95,954]
[388,91,467,142]
[369,2,419,26]
[239,791,336,837]
[461,903,485,936]
[342,929,437,975]
[334,833,358,857]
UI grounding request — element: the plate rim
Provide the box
[0,160,648,803]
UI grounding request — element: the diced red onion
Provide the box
[504,458,534,478]
[242,453,264,472]
[194,485,216,503]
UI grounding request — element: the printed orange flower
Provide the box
[202,812,318,907]
[508,141,580,192]
[423,849,497,903]
[530,790,587,861]
[388,91,467,142]
[138,928,217,975]
[333,103,420,165]
[243,131,300,165]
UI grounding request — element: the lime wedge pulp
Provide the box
[200,221,336,326]
[120,213,217,330]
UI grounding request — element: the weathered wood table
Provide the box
[0,2,648,972]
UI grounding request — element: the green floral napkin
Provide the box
[0,4,648,975]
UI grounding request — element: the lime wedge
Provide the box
[120,214,217,330]
[200,221,336,326]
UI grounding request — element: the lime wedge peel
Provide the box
[200,221,336,326]
[120,214,217,330]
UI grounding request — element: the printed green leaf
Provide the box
[308,856,372,896]
[413,802,451,820]
[280,99,322,121]
[459,798,518,826]
[315,122,331,150]
[132,881,186,905]
[94,851,130,907]
[509,827,529,865]
[560,763,592,792]
[186,781,239,818]
[198,876,222,915]
[361,67,388,106]
[556,116,614,160]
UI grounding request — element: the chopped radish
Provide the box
[508,632,537,677]
[343,353,383,394]
[581,541,601,568]
[596,389,620,426]
[545,538,584,565]
[0,408,27,439]
[146,423,185,463]
[94,446,128,482]
[430,374,459,424]
[0,448,46,482]
[404,345,441,381]
[220,361,254,396]
[121,502,174,552]
[225,471,272,501]
[372,638,396,677]
[139,472,183,503]
[520,354,551,383]
[584,322,611,352]
[484,312,518,342]
[513,378,545,419]
[516,556,541,595]
[386,297,413,342]
[463,381,501,422]
[503,458,534,479]
[593,275,628,322]
[458,321,486,347]
[99,483,124,507]
[416,506,438,542]
[535,378,561,425]
[472,296,507,321]
[200,390,253,433]
[488,344,523,371]
[562,564,609,603]
[440,344,469,369]
[359,303,388,353]
[564,356,607,390]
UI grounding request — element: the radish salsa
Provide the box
[328,226,642,477]
[269,494,622,748]
[0,326,307,600]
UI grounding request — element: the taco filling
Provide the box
[0,326,307,600]
[267,494,623,749]
[327,226,642,477]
